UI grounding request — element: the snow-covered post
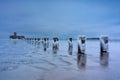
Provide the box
[68,38,73,55]
[77,35,86,54]
[52,37,59,53]
[46,38,49,48]
[43,38,47,51]
[100,36,109,54]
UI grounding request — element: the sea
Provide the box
[0,39,120,80]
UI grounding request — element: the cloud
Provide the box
[0,0,120,39]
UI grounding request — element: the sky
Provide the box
[0,0,120,39]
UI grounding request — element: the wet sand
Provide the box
[0,39,120,80]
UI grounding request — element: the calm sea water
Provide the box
[0,39,120,80]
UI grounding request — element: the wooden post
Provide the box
[43,38,47,51]
[52,37,59,53]
[77,35,86,54]
[100,36,109,54]
[68,38,73,55]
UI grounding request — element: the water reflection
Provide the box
[12,40,17,45]
[77,54,87,69]
[100,52,109,67]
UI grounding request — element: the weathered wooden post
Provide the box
[37,38,41,45]
[52,37,59,53]
[43,38,47,51]
[46,38,49,48]
[68,38,73,55]
[77,35,86,54]
[100,36,109,54]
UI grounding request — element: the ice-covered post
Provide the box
[46,38,49,48]
[68,38,73,55]
[37,38,41,45]
[43,38,47,51]
[100,36,109,54]
[78,35,86,54]
[52,37,59,53]
[56,37,59,50]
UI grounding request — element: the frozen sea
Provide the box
[0,39,120,80]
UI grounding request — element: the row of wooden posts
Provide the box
[24,35,109,68]
[23,35,109,55]
[10,32,109,68]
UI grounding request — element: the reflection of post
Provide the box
[13,40,17,45]
[68,38,73,55]
[77,54,87,69]
[100,36,109,54]
[100,52,109,67]
[77,35,86,54]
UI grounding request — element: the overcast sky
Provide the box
[0,0,120,39]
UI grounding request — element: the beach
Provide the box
[0,39,120,80]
